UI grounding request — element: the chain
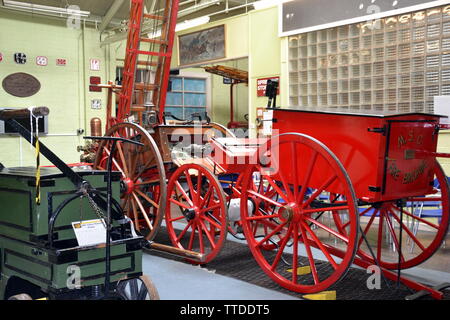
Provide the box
[84,191,108,228]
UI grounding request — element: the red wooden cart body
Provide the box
[271,108,443,202]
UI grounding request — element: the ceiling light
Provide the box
[253,0,292,11]
[147,16,210,39]
[176,16,211,32]
[2,0,90,17]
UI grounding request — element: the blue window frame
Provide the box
[166,76,207,120]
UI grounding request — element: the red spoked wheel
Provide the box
[165,163,228,264]
[240,133,359,294]
[334,160,449,270]
[93,122,166,240]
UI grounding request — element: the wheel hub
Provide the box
[121,178,135,195]
[183,208,197,221]
[279,204,297,223]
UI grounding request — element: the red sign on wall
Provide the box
[257,77,280,97]
[89,76,102,92]
[56,58,67,66]
[0,53,3,62]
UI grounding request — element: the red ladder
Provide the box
[117,0,179,125]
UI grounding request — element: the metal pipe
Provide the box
[147,242,206,262]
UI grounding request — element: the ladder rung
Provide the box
[136,50,171,57]
[136,60,159,67]
[140,38,168,45]
[143,14,164,20]
[118,58,158,67]
[131,105,146,111]
[135,83,158,91]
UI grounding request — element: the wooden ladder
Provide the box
[118,0,179,125]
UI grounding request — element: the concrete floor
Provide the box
[141,225,450,300]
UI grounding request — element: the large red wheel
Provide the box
[334,160,449,269]
[94,122,166,240]
[165,163,228,264]
[240,133,359,294]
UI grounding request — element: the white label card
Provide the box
[72,219,107,247]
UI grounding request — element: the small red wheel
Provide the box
[334,160,449,269]
[240,133,359,294]
[165,164,228,264]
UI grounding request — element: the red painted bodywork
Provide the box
[271,109,442,202]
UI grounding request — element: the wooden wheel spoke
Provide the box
[264,175,290,204]
[270,223,294,271]
[302,175,338,209]
[187,223,196,250]
[297,150,318,203]
[196,171,203,203]
[132,192,153,230]
[135,188,159,208]
[175,181,193,206]
[200,202,221,214]
[116,142,129,177]
[168,215,185,223]
[377,212,384,260]
[256,222,288,248]
[247,189,284,208]
[133,157,155,182]
[176,221,193,242]
[135,178,161,186]
[184,170,197,202]
[358,209,378,247]
[169,197,191,210]
[290,142,300,200]
[199,220,217,249]
[292,224,299,284]
[397,206,440,229]
[298,222,320,284]
[303,205,349,215]
[202,213,222,230]
[199,187,213,209]
[103,147,126,177]
[388,207,426,252]
[300,220,339,270]
[197,224,205,254]
[304,216,349,243]
[246,214,280,221]
[382,211,405,263]
[130,197,140,232]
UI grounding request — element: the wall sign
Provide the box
[90,59,100,71]
[0,53,3,62]
[89,76,102,92]
[257,77,280,97]
[2,72,41,97]
[56,58,67,66]
[14,53,27,64]
[91,99,102,110]
[36,56,48,66]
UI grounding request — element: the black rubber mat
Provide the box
[149,227,450,300]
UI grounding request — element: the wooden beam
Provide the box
[99,0,126,32]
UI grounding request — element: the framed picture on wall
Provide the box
[178,25,226,66]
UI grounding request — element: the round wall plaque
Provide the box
[2,72,41,98]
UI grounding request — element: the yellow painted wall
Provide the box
[438,132,450,174]
[0,11,108,167]
[170,14,250,127]
[247,6,282,137]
